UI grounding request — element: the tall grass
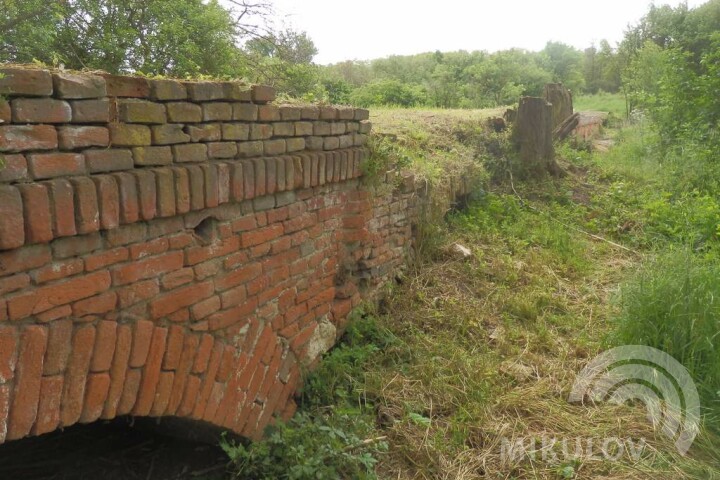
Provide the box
[613,250,720,427]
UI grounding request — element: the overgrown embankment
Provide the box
[223,106,720,479]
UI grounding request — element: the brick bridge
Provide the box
[0,68,446,444]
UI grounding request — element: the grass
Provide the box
[223,108,720,479]
[573,92,627,118]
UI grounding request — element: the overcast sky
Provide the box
[269,0,707,64]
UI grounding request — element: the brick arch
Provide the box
[0,67,445,445]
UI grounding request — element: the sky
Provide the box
[268,0,707,64]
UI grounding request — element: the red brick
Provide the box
[45,179,76,237]
[35,305,72,323]
[166,335,199,415]
[0,326,18,383]
[154,168,176,217]
[85,247,129,272]
[43,319,72,376]
[68,177,100,234]
[0,125,57,153]
[57,126,109,150]
[242,224,284,248]
[31,258,83,284]
[11,98,71,123]
[150,371,174,416]
[102,74,150,98]
[74,292,117,319]
[0,185,24,249]
[191,296,221,321]
[113,173,140,224]
[129,320,155,368]
[32,375,63,436]
[79,373,110,423]
[0,68,52,96]
[132,326,168,416]
[208,298,258,331]
[176,374,201,417]
[240,160,255,199]
[163,325,185,371]
[7,326,47,440]
[117,280,159,309]
[70,99,111,123]
[112,251,183,286]
[185,236,240,266]
[149,281,214,319]
[27,153,85,180]
[60,327,95,427]
[85,149,133,174]
[192,342,223,419]
[0,274,29,296]
[102,324,131,419]
[92,175,120,230]
[53,72,106,99]
[8,271,111,320]
[192,334,214,374]
[0,154,28,183]
[215,263,262,291]
[117,368,141,415]
[133,170,157,221]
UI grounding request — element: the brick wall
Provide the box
[0,67,425,444]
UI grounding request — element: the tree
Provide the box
[541,41,585,93]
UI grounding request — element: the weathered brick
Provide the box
[12,98,71,123]
[8,271,111,319]
[0,186,24,250]
[150,79,187,101]
[60,326,95,427]
[0,244,50,277]
[202,102,232,122]
[118,99,166,124]
[134,170,157,220]
[354,108,370,121]
[173,168,191,214]
[301,106,320,120]
[102,324,131,419]
[151,124,190,145]
[258,105,280,122]
[166,102,202,123]
[154,168,176,217]
[233,103,258,121]
[324,136,340,150]
[187,165,205,211]
[0,274,29,296]
[0,68,52,96]
[113,173,140,224]
[208,142,237,159]
[7,325,47,440]
[237,141,264,158]
[0,125,58,152]
[31,258,83,284]
[132,326,168,416]
[0,99,8,124]
[295,121,314,136]
[264,139,287,156]
[70,99,111,123]
[331,122,347,135]
[230,163,244,201]
[112,251,183,286]
[80,372,110,423]
[52,124,108,151]
[32,375,63,436]
[287,137,305,152]
[85,149,134,173]
[69,177,100,234]
[223,82,252,101]
[201,164,219,208]
[85,247,129,272]
[27,153,85,179]
[102,74,150,98]
[109,124,151,147]
[172,143,207,163]
[0,154,28,182]
[51,233,102,259]
[92,175,120,229]
[186,82,224,101]
[132,146,173,166]
[272,122,294,137]
[306,136,324,151]
[185,124,221,142]
[313,121,331,136]
[359,121,372,134]
[217,163,231,204]
[251,85,276,103]
[250,124,273,140]
[53,73,106,99]
[221,123,249,141]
